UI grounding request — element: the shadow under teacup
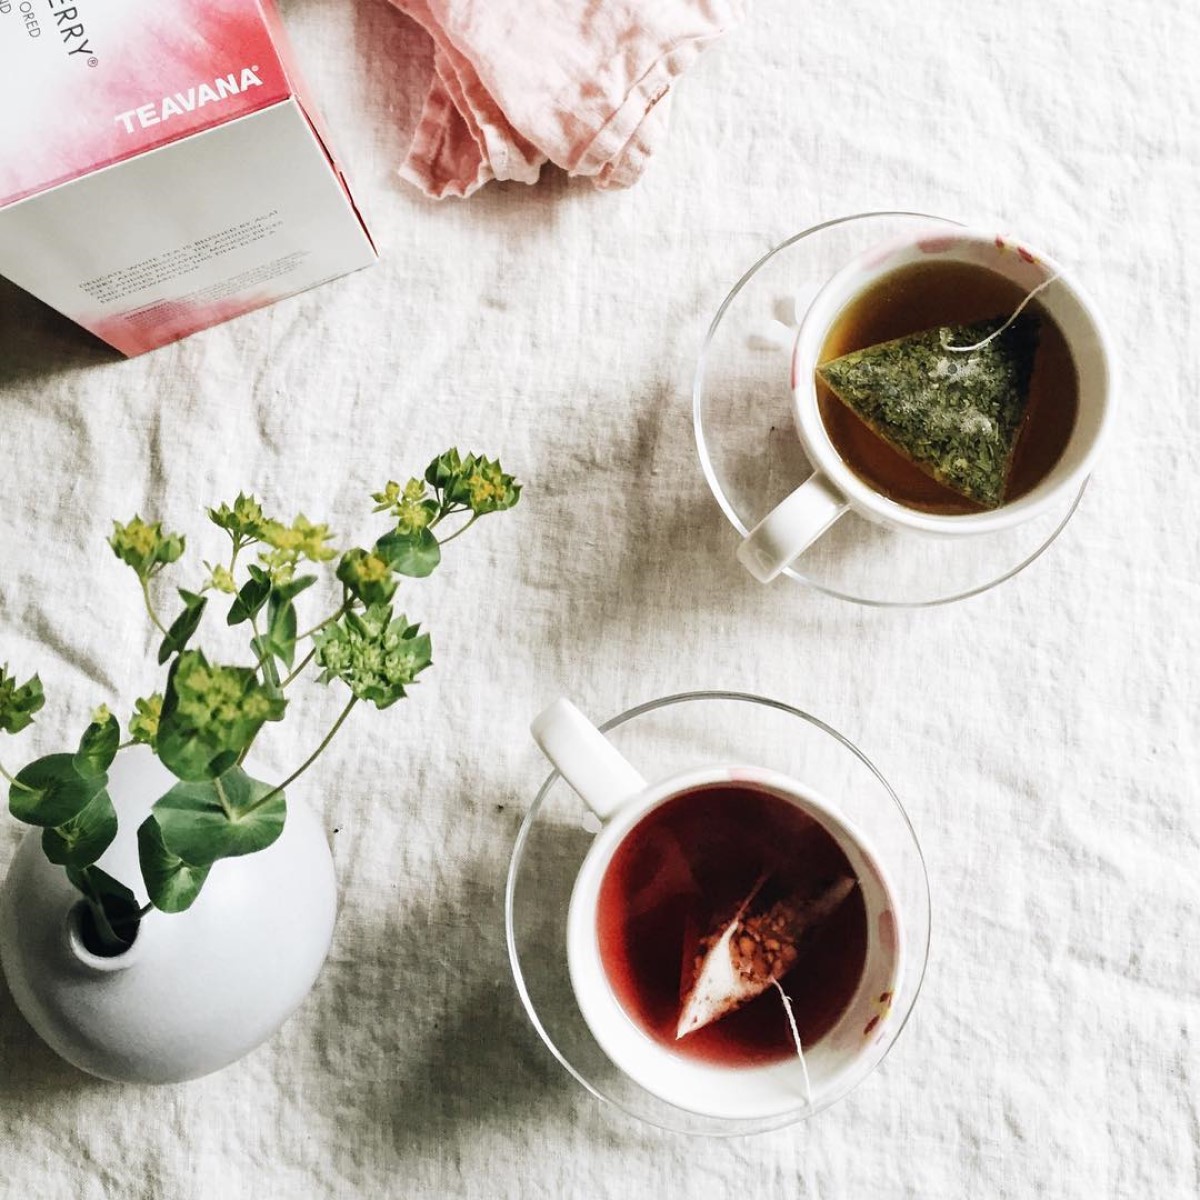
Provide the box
[737,228,1117,583]
[531,698,905,1122]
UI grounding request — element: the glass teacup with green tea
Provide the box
[738,229,1116,583]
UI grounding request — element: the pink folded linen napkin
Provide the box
[388,0,745,198]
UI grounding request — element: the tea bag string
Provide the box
[940,272,1061,353]
[772,978,813,1108]
[774,982,822,1200]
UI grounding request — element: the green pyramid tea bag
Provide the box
[817,316,1040,508]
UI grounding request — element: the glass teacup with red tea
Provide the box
[532,699,905,1121]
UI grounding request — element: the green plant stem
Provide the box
[86,897,132,954]
[249,613,282,690]
[436,514,479,546]
[432,503,469,527]
[242,696,358,816]
[114,739,136,752]
[283,592,355,687]
[140,578,169,636]
[249,620,271,675]
[282,645,318,688]
[238,612,281,768]
[0,760,33,792]
[213,774,233,819]
[296,601,350,643]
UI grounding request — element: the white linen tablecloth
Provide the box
[1,0,1196,1195]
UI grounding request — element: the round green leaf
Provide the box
[152,767,286,866]
[74,715,120,777]
[41,787,117,867]
[156,724,239,782]
[374,527,441,578]
[10,754,107,827]
[137,815,212,913]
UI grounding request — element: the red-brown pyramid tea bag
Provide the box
[676,876,857,1039]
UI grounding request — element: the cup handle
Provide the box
[736,472,850,583]
[531,698,647,821]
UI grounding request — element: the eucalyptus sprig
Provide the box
[4,449,519,954]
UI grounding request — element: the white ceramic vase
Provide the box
[0,748,337,1083]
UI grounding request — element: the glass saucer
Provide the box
[505,690,930,1136]
[693,211,1087,607]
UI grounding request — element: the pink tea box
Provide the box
[0,0,376,355]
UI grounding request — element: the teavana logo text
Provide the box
[114,67,264,134]
[46,0,94,59]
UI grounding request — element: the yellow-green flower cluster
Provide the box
[109,517,185,581]
[208,493,267,542]
[204,563,237,594]
[173,659,278,730]
[128,694,163,749]
[314,604,432,709]
[155,652,285,781]
[258,515,338,583]
[373,478,436,535]
[430,451,521,516]
[463,458,517,513]
[370,480,403,511]
[0,665,43,736]
[336,548,397,606]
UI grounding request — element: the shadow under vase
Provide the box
[0,966,104,1104]
[307,851,582,1161]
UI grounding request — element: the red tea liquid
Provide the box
[595,784,868,1066]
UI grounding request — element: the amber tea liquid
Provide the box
[816,259,1080,515]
